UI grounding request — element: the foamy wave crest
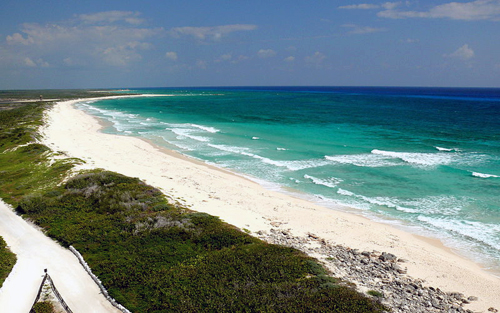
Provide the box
[336,189,418,213]
[472,172,499,178]
[304,175,342,189]
[79,103,141,122]
[208,144,251,154]
[418,216,500,252]
[324,154,396,167]
[371,149,454,167]
[171,129,210,142]
[397,196,465,215]
[190,124,220,133]
[276,147,287,151]
[337,188,355,196]
[435,146,460,152]
[208,144,327,171]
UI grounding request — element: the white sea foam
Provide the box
[171,129,210,142]
[207,144,251,154]
[336,189,418,213]
[279,159,331,171]
[337,188,355,196]
[435,146,460,152]
[190,124,220,133]
[304,175,342,189]
[252,137,260,140]
[337,188,464,216]
[396,196,464,215]
[472,172,499,178]
[359,196,417,213]
[277,147,287,151]
[371,149,454,167]
[418,216,500,252]
[325,153,396,167]
[208,144,328,171]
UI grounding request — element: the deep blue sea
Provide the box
[78,86,500,271]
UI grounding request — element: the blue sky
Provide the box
[1,0,499,89]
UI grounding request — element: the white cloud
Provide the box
[63,57,75,66]
[382,2,401,10]
[231,55,249,64]
[403,38,420,43]
[196,60,207,69]
[7,22,161,48]
[257,49,277,58]
[37,59,49,67]
[378,0,500,20]
[3,16,161,68]
[79,11,145,25]
[339,2,401,9]
[284,56,295,62]
[445,44,475,60]
[165,51,178,61]
[339,3,380,9]
[170,24,257,40]
[23,57,49,67]
[24,57,36,67]
[101,46,142,66]
[215,53,232,63]
[6,33,34,45]
[305,52,326,66]
[342,24,388,34]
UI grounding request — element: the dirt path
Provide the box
[0,200,121,313]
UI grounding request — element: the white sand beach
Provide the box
[38,97,500,312]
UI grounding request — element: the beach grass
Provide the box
[0,97,386,312]
[0,237,16,289]
[0,102,78,204]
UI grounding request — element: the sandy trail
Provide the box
[0,201,121,313]
[36,97,500,312]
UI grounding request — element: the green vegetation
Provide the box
[0,102,79,204]
[0,96,386,312]
[368,290,384,298]
[0,237,16,288]
[32,301,55,313]
[17,171,385,312]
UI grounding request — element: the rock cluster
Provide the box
[257,228,495,313]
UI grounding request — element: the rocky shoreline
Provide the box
[257,228,499,313]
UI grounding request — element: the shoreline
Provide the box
[41,96,500,312]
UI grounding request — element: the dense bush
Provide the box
[32,301,55,313]
[0,237,16,288]
[18,171,386,312]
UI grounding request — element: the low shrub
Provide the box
[0,237,16,288]
[32,301,55,313]
[18,171,386,312]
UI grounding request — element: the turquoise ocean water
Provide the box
[78,87,500,271]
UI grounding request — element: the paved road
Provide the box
[0,201,120,313]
